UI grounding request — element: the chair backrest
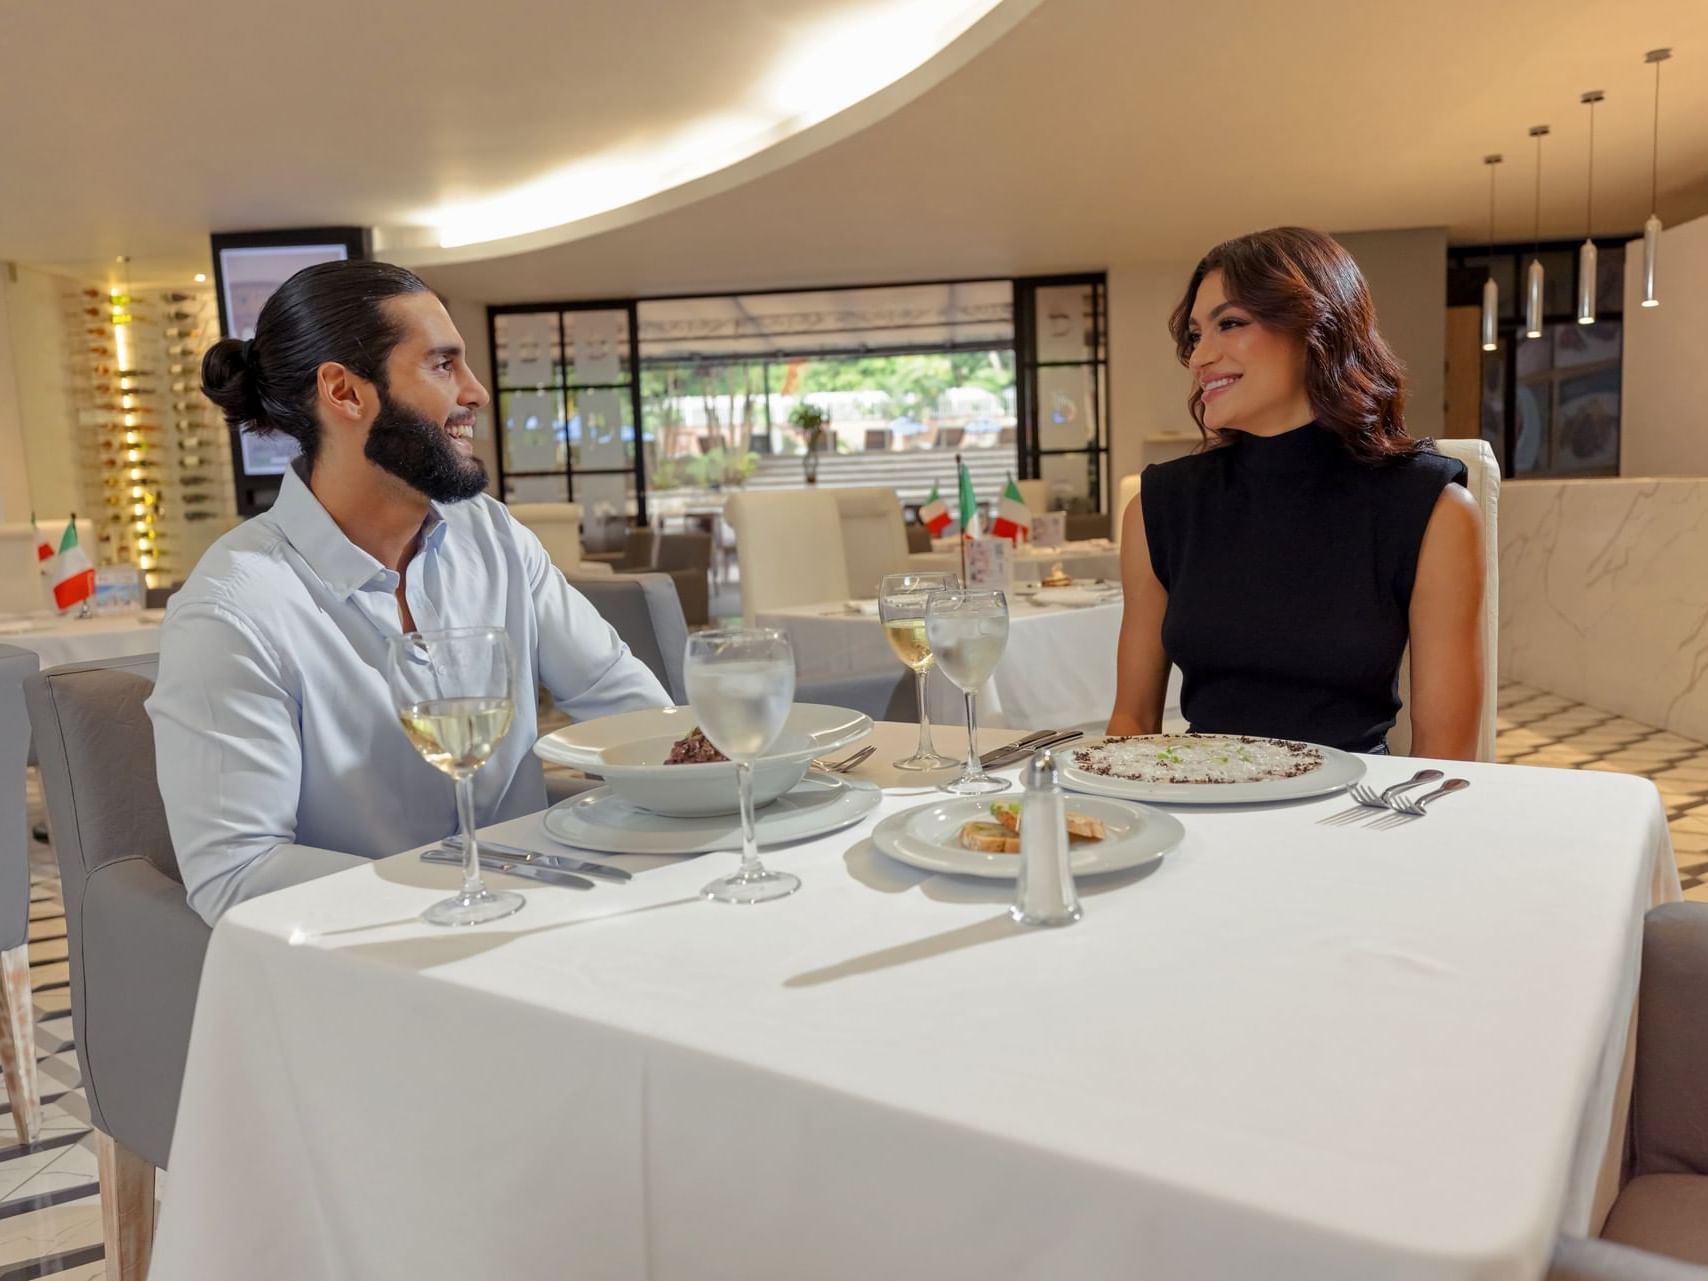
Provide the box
[654,530,711,571]
[623,527,657,569]
[567,573,689,703]
[0,645,39,952]
[1388,438,1500,760]
[507,502,587,575]
[938,426,965,449]
[1016,479,1050,514]
[863,429,890,452]
[1112,473,1142,544]
[905,523,932,554]
[23,654,208,1165]
[828,487,911,599]
[725,490,851,623]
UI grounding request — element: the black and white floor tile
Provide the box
[3,683,1704,1278]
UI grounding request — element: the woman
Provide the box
[1108,227,1484,758]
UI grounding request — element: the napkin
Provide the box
[842,599,882,617]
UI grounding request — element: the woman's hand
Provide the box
[1107,492,1171,736]
[1406,485,1485,760]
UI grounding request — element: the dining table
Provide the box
[908,537,1122,586]
[148,723,1680,1281]
[0,609,163,670]
[759,592,1182,732]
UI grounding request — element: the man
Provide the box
[148,260,669,924]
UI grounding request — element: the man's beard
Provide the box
[364,390,488,502]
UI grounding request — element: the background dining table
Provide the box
[0,610,163,670]
[759,594,1182,732]
[148,724,1679,1281]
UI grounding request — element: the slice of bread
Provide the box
[959,822,1021,853]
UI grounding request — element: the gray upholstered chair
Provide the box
[796,671,916,724]
[24,653,210,1280]
[1,643,42,1145]
[568,572,690,704]
[1549,902,1708,1278]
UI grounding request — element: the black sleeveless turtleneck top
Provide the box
[1139,423,1467,753]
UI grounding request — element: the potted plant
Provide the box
[788,402,831,484]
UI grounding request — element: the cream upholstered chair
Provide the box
[506,502,612,579]
[828,487,910,598]
[1112,473,1142,544]
[1388,437,1500,761]
[1016,479,1050,515]
[725,490,851,623]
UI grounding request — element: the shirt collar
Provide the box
[270,458,449,598]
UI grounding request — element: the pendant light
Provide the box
[1525,125,1549,339]
[1642,48,1672,307]
[1577,90,1604,326]
[1481,154,1503,351]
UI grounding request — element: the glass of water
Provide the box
[924,589,1011,795]
[878,571,959,770]
[385,626,522,926]
[685,628,800,904]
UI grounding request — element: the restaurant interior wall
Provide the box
[0,267,32,521]
[1620,210,1708,477]
[1,264,77,519]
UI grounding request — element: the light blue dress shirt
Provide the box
[146,461,669,923]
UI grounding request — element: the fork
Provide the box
[1368,778,1472,830]
[1318,768,1445,825]
[813,745,876,774]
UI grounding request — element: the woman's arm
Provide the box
[1406,485,1486,760]
[1107,495,1172,735]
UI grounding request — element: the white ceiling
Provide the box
[3,0,1706,298]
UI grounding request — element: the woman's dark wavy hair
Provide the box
[1168,226,1420,464]
[200,260,430,464]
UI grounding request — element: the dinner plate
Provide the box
[1029,586,1121,609]
[541,771,882,855]
[872,795,1182,879]
[1058,734,1365,805]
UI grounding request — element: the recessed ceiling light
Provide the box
[193,272,207,283]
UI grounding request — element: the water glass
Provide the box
[685,628,799,903]
[385,626,522,926]
[878,571,959,770]
[924,588,1011,794]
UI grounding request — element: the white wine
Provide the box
[684,658,794,760]
[883,617,934,673]
[400,697,514,778]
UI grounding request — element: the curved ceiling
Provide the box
[413,0,1708,302]
[0,0,1034,281]
[3,0,1705,296]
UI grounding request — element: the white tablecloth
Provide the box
[761,597,1156,732]
[910,539,1121,585]
[152,736,1679,1281]
[0,613,162,669]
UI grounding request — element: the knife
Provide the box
[442,834,632,882]
[978,727,1060,767]
[979,730,1083,769]
[421,848,595,890]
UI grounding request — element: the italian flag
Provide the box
[31,516,54,566]
[51,520,96,611]
[918,483,952,536]
[990,475,1032,543]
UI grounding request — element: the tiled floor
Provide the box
[2,684,1704,1279]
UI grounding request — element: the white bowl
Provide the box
[533,704,872,818]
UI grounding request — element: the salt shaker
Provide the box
[1011,748,1083,927]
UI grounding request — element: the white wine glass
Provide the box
[386,626,523,927]
[878,570,960,770]
[924,588,1011,795]
[685,628,799,904]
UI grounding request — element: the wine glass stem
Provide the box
[964,691,981,777]
[915,669,936,758]
[737,759,761,877]
[455,772,484,901]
